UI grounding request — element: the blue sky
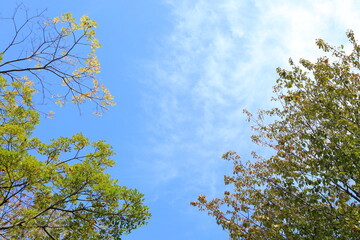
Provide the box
[2,0,360,239]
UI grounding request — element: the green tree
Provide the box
[191,31,360,239]
[0,9,150,239]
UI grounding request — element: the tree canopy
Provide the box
[0,7,114,115]
[0,9,150,240]
[191,30,360,239]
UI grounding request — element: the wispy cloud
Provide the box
[143,0,360,197]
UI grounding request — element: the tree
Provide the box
[191,30,360,239]
[0,6,114,115]
[0,8,150,239]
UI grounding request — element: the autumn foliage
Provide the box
[192,31,360,239]
[0,10,114,115]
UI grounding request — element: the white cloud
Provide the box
[144,0,360,197]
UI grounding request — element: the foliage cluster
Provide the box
[0,9,114,115]
[0,9,150,239]
[192,31,360,239]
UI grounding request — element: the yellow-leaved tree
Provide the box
[0,8,114,115]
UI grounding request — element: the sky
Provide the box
[2,0,360,239]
